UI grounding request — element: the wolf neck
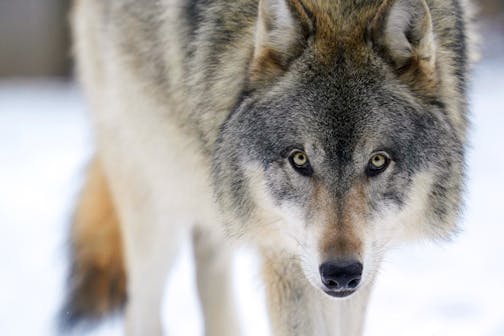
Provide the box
[321,285,373,336]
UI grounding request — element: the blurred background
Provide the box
[0,1,503,336]
[0,0,70,77]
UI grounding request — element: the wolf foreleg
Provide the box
[192,226,241,336]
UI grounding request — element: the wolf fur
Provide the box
[64,0,476,335]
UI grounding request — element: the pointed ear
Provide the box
[371,0,437,90]
[250,0,311,84]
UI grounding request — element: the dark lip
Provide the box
[322,289,356,298]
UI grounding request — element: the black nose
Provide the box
[319,261,363,291]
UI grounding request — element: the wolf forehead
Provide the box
[238,65,456,168]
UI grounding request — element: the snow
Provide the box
[1,59,503,335]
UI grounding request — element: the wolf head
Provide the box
[213,0,468,298]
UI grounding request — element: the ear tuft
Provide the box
[250,0,311,85]
[371,0,437,91]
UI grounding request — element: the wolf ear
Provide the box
[371,0,437,89]
[250,0,311,84]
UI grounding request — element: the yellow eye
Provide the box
[367,152,390,176]
[288,149,313,176]
[370,154,387,169]
[292,151,308,167]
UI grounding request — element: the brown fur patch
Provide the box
[62,157,126,327]
[316,183,367,261]
[250,1,390,83]
[250,47,289,83]
[299,0,382,65]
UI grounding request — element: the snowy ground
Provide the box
[1,58,504,336]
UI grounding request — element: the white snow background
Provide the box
[1,54,504,335]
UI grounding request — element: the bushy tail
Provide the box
[61,157,127,329]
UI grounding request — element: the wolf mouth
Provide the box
[323,289,357,298]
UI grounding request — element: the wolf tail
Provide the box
[61,157,127,330]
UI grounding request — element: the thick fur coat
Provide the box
[63,1,476,335]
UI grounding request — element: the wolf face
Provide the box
[213,0,466,299]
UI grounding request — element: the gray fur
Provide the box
[71,0,475,334]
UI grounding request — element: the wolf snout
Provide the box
[319,260,363,297]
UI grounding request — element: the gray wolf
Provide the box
[62,0,476,335]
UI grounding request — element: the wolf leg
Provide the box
[192,226,241,336]
[119,203,186,336]
[122,220,184,336]
[261,252,326,336]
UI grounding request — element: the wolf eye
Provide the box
[288,150,313,176]
[366,152,391,177]
[292,151,307,166]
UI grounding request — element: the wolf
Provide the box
[63,0,476,335]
